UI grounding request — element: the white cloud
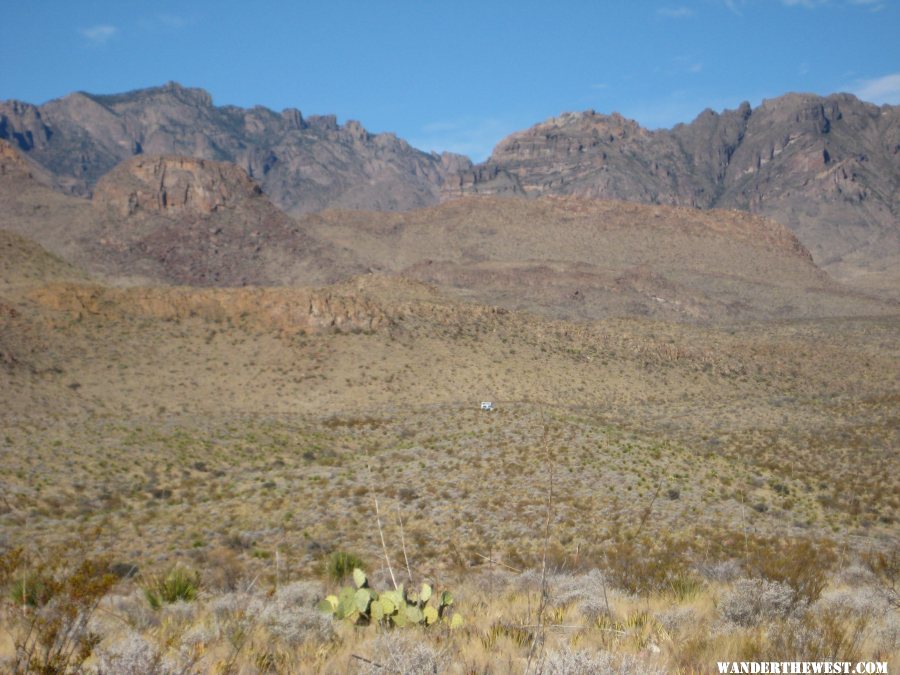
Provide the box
[80,24,117,44]
[672,55,704,75]
[157,14,189,29]
[657,6,694,17]
[853,73,900,104]
[782,0,886,9]
[847,0,886,10]
[138,13,194,33]
[780,0,827,7]
[410,117,522,162]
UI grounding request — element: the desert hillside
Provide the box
[302,196,893,322]
[1,218,898,671]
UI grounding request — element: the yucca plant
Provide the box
[325,550,365,584]
[143,564,200,609]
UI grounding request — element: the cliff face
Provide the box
[93,155,263,217]
[0,82,471,214]
[449,95,898,211]
[28,283,390,335]
[85,154,354,287]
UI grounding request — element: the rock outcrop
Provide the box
[28,283,390,335]
[93,155,263,217]
[0,138,54,185]
[84,154,363,286]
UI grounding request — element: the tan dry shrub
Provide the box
[90,630,169,675]
[355,632,448,674]
[541,646,660,675]
[253,580,334,648]
[202,547,246,592]
[603,536,691,595]
[768,607,869,662]
[719,578,799,627]
[104,589,158,631]
[0,546,117,674]
[864,546,899,609]
[748,538,836,603]
[257,604,334,647]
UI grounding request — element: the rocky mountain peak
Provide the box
[492,109,648,162]
[84,81,215,109]
[280,107,306,130]
[344,119,368,142]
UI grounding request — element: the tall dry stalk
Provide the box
[397,504,414,584]
[364,446,398,590]
[525,413,554,675]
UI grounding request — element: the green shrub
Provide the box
[143,564,200,609]
[324,550,365,583]
[9,572,53,608]
[668,573,705,601]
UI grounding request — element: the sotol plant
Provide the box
[318,568,463,629]
[143,564,200,609]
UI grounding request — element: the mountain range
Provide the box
[0,82,471,213]
[1,83,897,298]
[448,94,900,295]
[0,137,892,324]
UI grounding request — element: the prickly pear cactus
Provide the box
[319,568,462,629]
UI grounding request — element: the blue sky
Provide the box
[1,1,897,161]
